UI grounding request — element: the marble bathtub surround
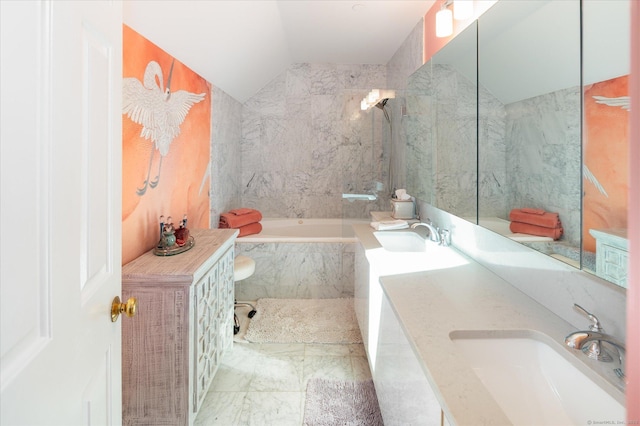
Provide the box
[235,241,355,300]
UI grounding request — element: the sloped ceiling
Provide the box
[123,0,434,103]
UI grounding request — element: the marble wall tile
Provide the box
[477,83,582,247]
[387,20,425,195]
[503,86,582,247]
[436,67,478,204]
[241,63,390,218]
[478,85,508,218]
[210,86,243,227]
[387,20,424,92]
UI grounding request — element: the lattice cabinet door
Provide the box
[193,261,220,413]
[217,247,235,353]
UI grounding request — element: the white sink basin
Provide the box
[373,230,427,252]
[450,331,625,425]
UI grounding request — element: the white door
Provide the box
[1,1,123,424]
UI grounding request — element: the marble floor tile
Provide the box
[259,343,306,356]
[197,324,374,424]
[302,354,354,385]
[239,391,304,426]
[304,343,353,356]
[248,354,304,392]
[351,355,373,381]
[195,391,247,426]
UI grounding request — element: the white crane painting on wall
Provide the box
[123,59,206,195]
[583,95,630,198]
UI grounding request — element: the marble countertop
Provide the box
[353,224,625,425]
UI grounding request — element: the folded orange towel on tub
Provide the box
[219,209,262,229]
[237,222,262,237]
[509,221,563,240]
[509,208,561,229]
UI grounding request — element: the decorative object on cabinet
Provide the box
[153,214,195,256]
[122,228,237,426]
[588,228,628,288]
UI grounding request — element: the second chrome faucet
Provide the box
[565,304,626,380]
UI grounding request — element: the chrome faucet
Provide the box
[565,304,626,379]
[411,221,440,243]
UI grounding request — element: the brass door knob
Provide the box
[111,296,137,322]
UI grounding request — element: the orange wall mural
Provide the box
[122,25,211,264]
[583,75,630,253]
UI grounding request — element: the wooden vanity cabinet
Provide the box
[121,229,237,426]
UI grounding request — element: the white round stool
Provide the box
[234,255,256,335]
[234,255,255,281]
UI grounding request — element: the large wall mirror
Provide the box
[405,21,478,222]
[404,0,630,289]
[582,0,630,287]
[477,0,582,266]
[476,0,630,288]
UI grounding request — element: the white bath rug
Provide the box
[303,378,383,426]
[243,298,362,344]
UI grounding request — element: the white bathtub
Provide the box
[237,218,368,243]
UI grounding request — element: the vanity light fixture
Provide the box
[360,89,395,111]
[436,0,474,38]
[436,1,453,38]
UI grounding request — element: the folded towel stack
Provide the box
[509,208,563,240]
[370,219,409,231]
[219,208,262,237]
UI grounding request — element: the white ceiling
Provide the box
[123,0,434,103]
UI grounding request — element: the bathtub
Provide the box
[237,218,367,243]
[234,218,369,299]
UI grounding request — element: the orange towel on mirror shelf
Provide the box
[509,208,561,229]
[219,209,262,229]
[509,222,563,240]
[237,222,262,237]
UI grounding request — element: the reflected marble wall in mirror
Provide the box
[477,0,582,267]
[582,0,630,287]
[405,21,478,222]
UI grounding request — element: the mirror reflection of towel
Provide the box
[509,208,561,229]
[510,222,563,240]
